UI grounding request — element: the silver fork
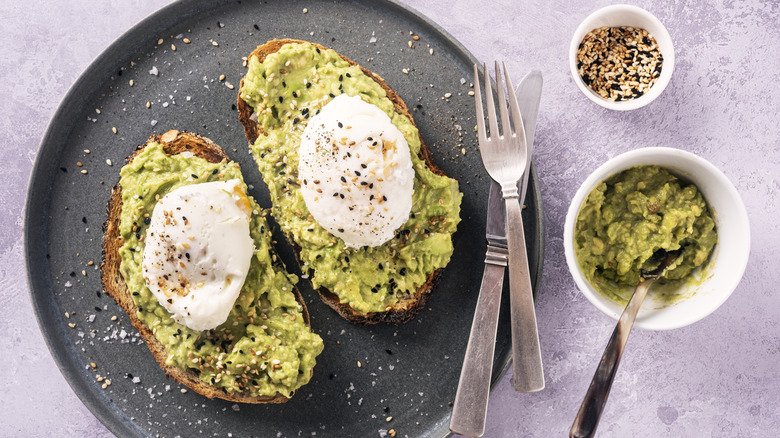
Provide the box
[475,61,545,393]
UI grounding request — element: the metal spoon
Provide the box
[570,249,682,438]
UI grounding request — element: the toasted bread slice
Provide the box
[237,40,461,324]
[102,129,321,403]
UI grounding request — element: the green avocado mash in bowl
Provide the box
[564,147,750,330]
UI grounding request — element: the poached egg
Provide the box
[298,94,415,248]
[142,179,254,331]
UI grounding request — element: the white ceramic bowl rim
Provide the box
[563,147,751,330]
[569,4,675,111]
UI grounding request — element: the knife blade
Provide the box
[450,70,543,437]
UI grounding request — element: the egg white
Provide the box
[142,179,254,331]
[298,94,415,248]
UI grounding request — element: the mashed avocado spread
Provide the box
[118,143,323,398]
[574,165,717,304]
[240,42,463,314]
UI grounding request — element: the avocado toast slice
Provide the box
[102,129,323,403]
[237,40,463,324]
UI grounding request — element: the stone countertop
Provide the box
[2,0,778,436]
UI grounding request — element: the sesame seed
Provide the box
[302,7,308,13]
[157,38,164,45]
[212,40,219,47]
[171,43,176,51]
[183,38,191,44]
[112,127,117,134]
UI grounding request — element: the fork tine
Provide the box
[495,61,511,139]
[483,62,499,140]
[473,63,487,146]
[503,62,526,147]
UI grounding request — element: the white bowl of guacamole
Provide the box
[564,147,750,330]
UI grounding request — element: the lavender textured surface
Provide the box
[3,0,778,437]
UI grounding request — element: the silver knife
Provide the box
[496,71,544,393]
[450,71,543,438]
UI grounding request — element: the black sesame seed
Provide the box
[212,168,219,175]
[282,81,287,88]
[81,217,87,223]
[339,74,343,81]
[60,167,67,173]
[400,268,407,276]
[378,263,383,270]
[191,174,198,179]
[96,290,102,298]
[329,93,335,98]
[346,73,351,78]
[340,194,345,199]
[338,121,343,128]
[306,82,312,88]
[278,96,284,103]
[333,192,339,197]
[338,228,344,233]
[253,24,259,30]
[355,170,361,176]
[340,176,346,182]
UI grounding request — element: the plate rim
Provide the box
[23,0,545,436]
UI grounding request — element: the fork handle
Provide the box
[450,246,507,438]
[504,191,545,392]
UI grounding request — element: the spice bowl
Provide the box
[569,4,675,110]
[563,147,750,330]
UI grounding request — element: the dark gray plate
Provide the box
[24,0,544,437]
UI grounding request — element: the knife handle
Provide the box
[504,192,545,392]
[450,246,507,438]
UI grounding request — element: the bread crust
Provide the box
[237,39,450,324]
[101,129,311,403]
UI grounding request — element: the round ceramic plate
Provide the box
[24,0,544,436]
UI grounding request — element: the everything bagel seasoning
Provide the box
[577,26,663,101]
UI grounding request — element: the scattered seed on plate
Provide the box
[576,26,663,101]
[171,43,176,51]
[402,68,409,74]
[129,79,134,87]
[386,416,393,422]
[84,149,90,154]
[157,38,164,45]
[81,169,88,174]
[112,127,118,134]
[444,92,452,99]
[183,38,191,44]
[225,82,235,90]
[302,7,308,13]
[212,40,219,47]
[219,74,226,81]
[146,101,151,108]
[106,159,113,166]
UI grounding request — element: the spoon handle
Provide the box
[569,278,656,438]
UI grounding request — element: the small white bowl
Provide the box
[563,148,750,330]
[569,4,675,110]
